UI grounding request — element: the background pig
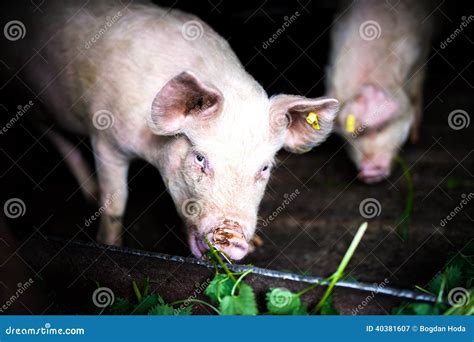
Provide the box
[4,0,339,260]
[327,0,433,183]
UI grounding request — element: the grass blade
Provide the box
[314,222,368,313]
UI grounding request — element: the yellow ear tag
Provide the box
[306,112,320,130]
[346,114,356,133]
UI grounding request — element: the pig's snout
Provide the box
[357,163,390,184]
[211,220,249,261]
[189,219,249,261]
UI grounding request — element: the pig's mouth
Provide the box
[189,231,209,259]
[188,220,249,261]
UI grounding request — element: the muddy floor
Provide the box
[0,0,472,314]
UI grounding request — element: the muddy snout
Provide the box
[210,220,248,261]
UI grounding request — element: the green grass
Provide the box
[100,224,472,316]
[393,248,473,315]
[102,222,370,315]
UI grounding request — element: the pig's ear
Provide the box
[340,84,399,130]
[149,71,223,135]
[269,95,339,153]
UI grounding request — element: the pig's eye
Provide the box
[194,153,206,168]
[259,165,271,177]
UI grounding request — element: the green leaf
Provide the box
[445,178,462,189]
[108,297,133,315]
[392,304,413,315]
[219,296,239,315]
[219,284,258,316]
[319,295,339,315]
[428,265,463,296]
[429,273,443,294]
[412,303,436,315]
[292,303,308,315]
[205,274,234,303]
[132,294,164,315]
[266,288,302,315]
[147,303,193,315]
[444,265,463,290]
[148,304,176,315]
[237,284,258,315]
[448,250,474,288]
[393,303,447,316]
[176,305,194,315]
[418,303,446,315]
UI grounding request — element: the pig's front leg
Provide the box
[92,137,130,246]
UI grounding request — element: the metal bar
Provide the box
[62,238,436,303]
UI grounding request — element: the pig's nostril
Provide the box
[212,235,249,261]
[221,219,242,230]
[212,227,245,246]
[209,219,249,260]
[213,220,243,236]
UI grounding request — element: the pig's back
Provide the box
[11,0,254,143]
[328,0,433,101]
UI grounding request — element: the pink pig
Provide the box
[5,1,339,260]
[327,0,433,183]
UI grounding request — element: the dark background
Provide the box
[0,0,473,314]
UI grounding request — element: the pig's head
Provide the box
[149,71,339,260]
[336,84,413,184]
